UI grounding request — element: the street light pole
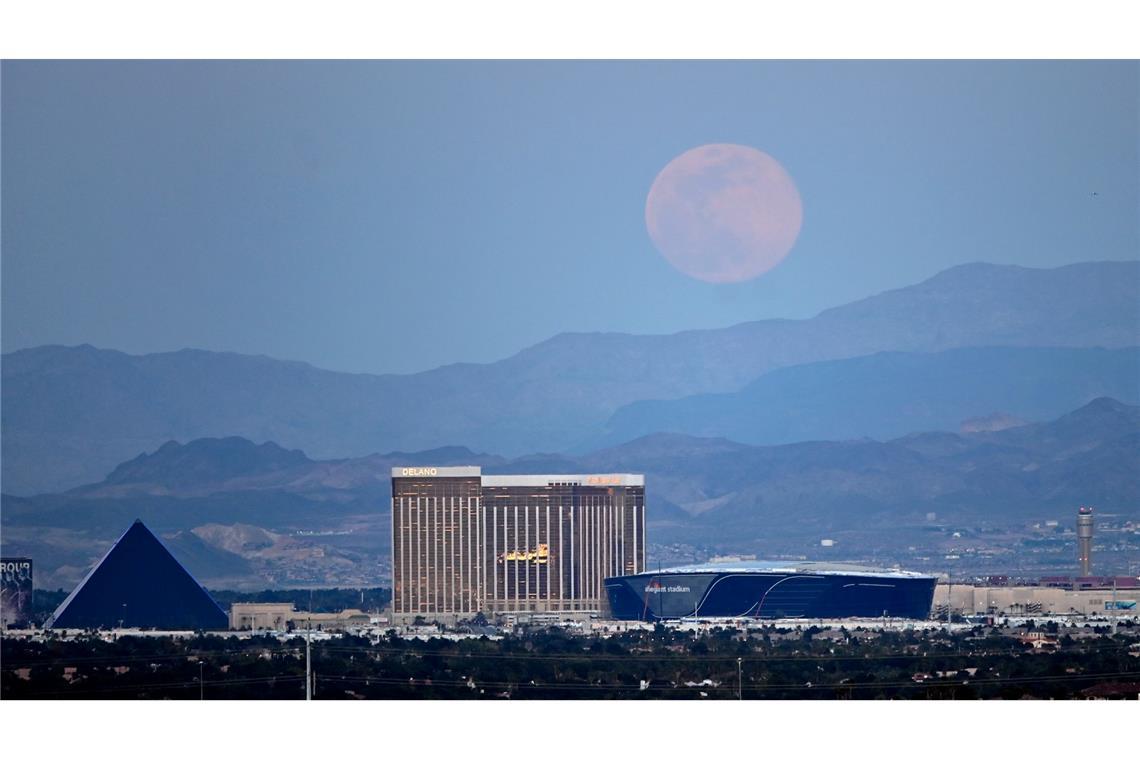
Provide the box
[737,657,742,700]
[305,618,312,701]
[947,570,952,626]
[199,660,204,700]
[1111,579,1118,636]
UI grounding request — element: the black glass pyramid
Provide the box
[46,519,228,630]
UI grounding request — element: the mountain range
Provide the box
[4,259,1138,495]
[599,345,1140,447]
[3,397,1137,590]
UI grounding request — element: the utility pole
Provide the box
[947,570,952,626]
[1111,579,1118,636]
[737,658,743,700]
[305,618,312,701]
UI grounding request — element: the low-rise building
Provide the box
[230,603,293,631]
[933,583,1140,617]
[229,603,372,632]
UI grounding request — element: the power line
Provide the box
[309,669,1139,695]
[6,651,1133,698]
[1,646,304,669]
[16,674,307,698]
[7,639,1131,670]
[313,641,1136,663]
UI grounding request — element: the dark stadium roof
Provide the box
[651,560,934,580]
[46,519,228,630]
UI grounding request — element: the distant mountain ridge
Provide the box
[78,439,506,499]
[598,346,1140,447]
[3,398,1136,589]
[4,260,1137,494]
[104,438,311,491]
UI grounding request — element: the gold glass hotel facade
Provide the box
[391,467,645,619]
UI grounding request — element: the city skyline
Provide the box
[3,2,1139,751]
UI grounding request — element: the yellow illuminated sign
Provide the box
[500,544,550,564]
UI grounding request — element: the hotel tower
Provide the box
[391,467,645,620]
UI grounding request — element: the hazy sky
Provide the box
[3,60,1137,374]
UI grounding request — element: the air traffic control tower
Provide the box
[1077,506,1094,576]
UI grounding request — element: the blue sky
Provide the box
[2,60,1136,374]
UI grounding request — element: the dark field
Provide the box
[4,622,1138,700]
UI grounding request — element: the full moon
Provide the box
[645,143,803,284]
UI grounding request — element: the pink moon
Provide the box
[645,144,803,284]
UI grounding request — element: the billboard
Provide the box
[1,557,33,627]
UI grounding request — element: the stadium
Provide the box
[605,561,937,621]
